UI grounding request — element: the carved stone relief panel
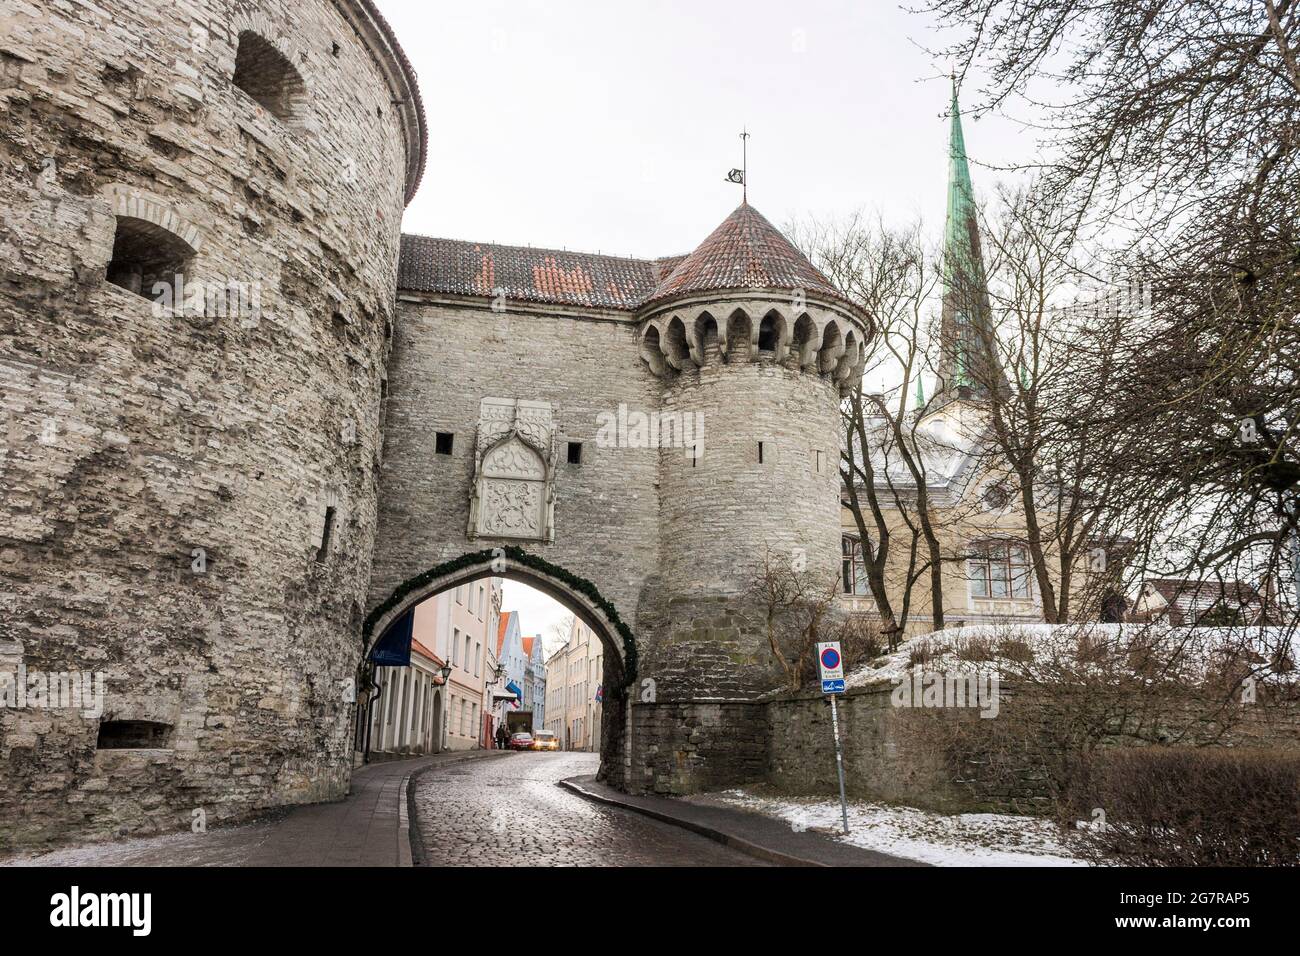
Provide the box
[467,398,555,542]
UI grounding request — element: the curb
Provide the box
[405,750,514,867]
[558,777,826,868]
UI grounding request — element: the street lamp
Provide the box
[438,662,452,683]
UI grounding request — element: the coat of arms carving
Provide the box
[467,398,556,542]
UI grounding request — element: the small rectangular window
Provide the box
[97,720,173,750]
[758,442,765,464]
[435,432,454,455]
[567,441,583,465]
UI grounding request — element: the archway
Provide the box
[361,546,636,784]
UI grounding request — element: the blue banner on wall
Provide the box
[369,609,414,667]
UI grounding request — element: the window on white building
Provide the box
[841,535,870,595]
[474,642,481,677]
[452,628,460,666]
[968,541,1033,599]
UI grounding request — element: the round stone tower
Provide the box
[0,0,424,848]
[634,202,870,697]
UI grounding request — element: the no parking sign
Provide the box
[817,641,845,694]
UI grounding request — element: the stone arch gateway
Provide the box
[0,0,870,851]
[375,204,870,793]
[363,548,635,781]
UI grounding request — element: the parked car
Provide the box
[508,732,534,751]
[531,730,560,752]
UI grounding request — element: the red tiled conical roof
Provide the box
[646,202,841,306]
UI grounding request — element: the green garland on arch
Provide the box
[362,545,638,687]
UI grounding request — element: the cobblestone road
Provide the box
[413,752,765,866]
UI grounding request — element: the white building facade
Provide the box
[367,578,502,755]
[544,617,603,751]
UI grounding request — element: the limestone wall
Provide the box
[371,297,663,635]
[766,684,1300,814]
[628,700,770,795]
[0,0,414,849]
[647,357,843,698]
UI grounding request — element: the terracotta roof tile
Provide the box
[396,204,849,312]
[410,637,443,667]
[399,235,678,310]
[645,202,841,306]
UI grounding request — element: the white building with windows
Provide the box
[367,578,501,755]
[544,617,603,751]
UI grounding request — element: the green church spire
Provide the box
[944,78,980,290]
[936,77,997,403]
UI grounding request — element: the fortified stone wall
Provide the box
[624,685,1300,813]
[628,700,770,795]
[766,684,1300,814]
[371,296,663,633]
[0,0,416,850]
[374,293,852,704]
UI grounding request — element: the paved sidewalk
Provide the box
[560,776,926,867]
[5,750,498,867]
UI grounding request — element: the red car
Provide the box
[508,732,534,751]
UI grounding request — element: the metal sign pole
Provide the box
[829,694,850,835]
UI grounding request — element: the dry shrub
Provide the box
[955,635,996,663]
[1075,630,1110,666]
[837,614,885,669]
[908,640,950,669]
[1073,748,1300,866]
[995,636,1034,663]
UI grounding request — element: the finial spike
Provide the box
[740,127,749,202]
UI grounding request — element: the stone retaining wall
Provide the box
[626,686,1300,815]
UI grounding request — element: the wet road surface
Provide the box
[413,751,764,866]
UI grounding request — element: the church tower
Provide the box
[934,80,999,405]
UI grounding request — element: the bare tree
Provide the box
[792,215,974,643]
[748,549,843,690]
[922,0,1300,619]
[547,612,575,657]
[961,184,1144,623]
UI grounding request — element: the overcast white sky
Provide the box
[378,0,1030,257]
[378,0,1036,642]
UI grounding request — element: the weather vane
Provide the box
[726,128,749,201]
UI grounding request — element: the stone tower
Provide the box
[0,0,424,848]
[634,203,870,697]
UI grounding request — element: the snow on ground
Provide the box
[694,788,1089,867]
